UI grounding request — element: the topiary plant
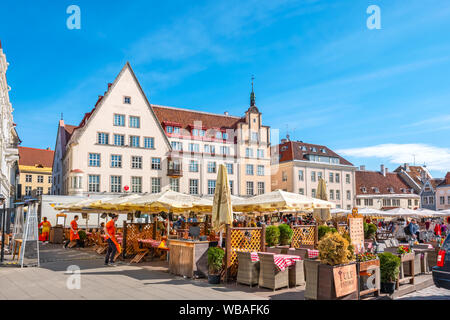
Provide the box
[278,224,293,245]
[78,230,87,240]
[364,222,377,239]
[318,232,353,266]
[207,247,225,275]
[318,225,337,240]
[266,225,280,247]
[378,252,401,283]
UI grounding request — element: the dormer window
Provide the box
[216,131,222,139]
[372,187,380,193]
[166,126,173,133]
[410,188,415,194]
[300,146,307,151]
[361,187,367,193]
[320,148,326,153]
[311,147,317,152]
[124,96,131,104]
[388,187,394,193]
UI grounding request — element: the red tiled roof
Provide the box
[393,165,430,186]
[275,140,353,166]
[18,146,54,168]
[152,105,244,130]
[355,170,416,195]
[437,172,450,187]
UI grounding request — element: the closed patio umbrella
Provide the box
[313,178,331,224]
[212,164,233,233]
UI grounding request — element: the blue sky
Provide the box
[1,0,450,177]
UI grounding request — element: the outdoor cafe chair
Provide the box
[236,251,260,287]
[130,240,149,263]
[257,252,289,291]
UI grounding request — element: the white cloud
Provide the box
[337,143,450,173]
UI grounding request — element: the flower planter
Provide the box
[208,274,221,284]
[357,259,380,298]
[395,252,415,290]
[317,262,358,300]
[380,282,395,294]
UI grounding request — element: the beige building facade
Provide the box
[52,63,271,197]
[271,139,356,209]
[18,147,54,198]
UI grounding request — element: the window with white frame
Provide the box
[246,164,254,175]
[311,171,316,182]
[129,136,140,147]
[257,149,264,158]
[189,179,199,195]
[329,172,334,183]
[347,190,351,200]
[170,178,180,192]
[257,182,265,195]
[229,180,234,195]
[131,156,142,169]
[336,190,340,200]
[207,162,216,173]
[173,127,180,134]
[124,96,131,104]
[312,188,316,198]
[257,165,264,176]
[282,171,287,182]
[166,126,173,133]
[171,141,182,151]
[88,175,100,192]
[37,175,44,183]
[111,155,122,168]
[318,172,323,180]
[97,132,109,145]
[151,177,161,193]
[25,186,32,196]
[131,176,142,193]
[114,114,125,126]
[226,163,233,175]
[251,132,259,141]
[48,176,52,183]
[144,137,154,149]
[299,188,304,195]
[26,174,32,182]
[204,145,215,154]
[189,160,199,172]
[208,180,216,195]
[110,175,122,193]
[114,134,125,146]
[36,187,43,196]
[346,174,351,184]
[298,170,304,181]
[330,190,334,200]
[246,181,254,196]
[336,173,340,183]
[189,143,200,152]
[220,146,230,155]
[151,158,161,170]
[245,148,253,158]
[129,116,140,128]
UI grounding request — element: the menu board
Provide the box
[348,217,364,254]
[333,263,357,297]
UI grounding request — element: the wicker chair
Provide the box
[275,246,290,254]
[257,252,289,291]
[266,247,283,254]
[304,259,320,300]
[288,259,305,287]
[236,251,260,287]
[288,248,308,259]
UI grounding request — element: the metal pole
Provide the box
[1,202,6,263]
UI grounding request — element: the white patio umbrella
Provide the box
[384,207,422,218]
[356,207,388,216]
[414,208,439,218]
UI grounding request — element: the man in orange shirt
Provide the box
[104,214,121,266]
[64,215,83,248]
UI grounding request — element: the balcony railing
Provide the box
[167,166,183,177]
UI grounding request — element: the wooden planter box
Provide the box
[317,262,358,300]
[357,259,380,298]
[396,252,415,290]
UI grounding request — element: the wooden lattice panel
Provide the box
[229,228,261,277]
[124,223,156,256]
[291,225,316,247]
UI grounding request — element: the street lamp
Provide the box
[0,194,6,263]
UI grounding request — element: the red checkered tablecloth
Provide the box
[307,249,319,259]
[139,239,161,247]
[249,252,301,272]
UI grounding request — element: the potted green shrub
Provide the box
[378,252,401,294]
[278,224,293,246]
[364,223,377,240]
[207,247,225,284]
[265,225,280,247]
[318,225,337,240]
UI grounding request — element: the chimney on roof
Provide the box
[445,172,450,185]
[108,83,112,90]
[404,163,409,171]
[385,167,389,174]
[381,164,385,176]
[286,134,290,141]
[360,165,366,171]
[281,139,287,144]
[224,111,229,116]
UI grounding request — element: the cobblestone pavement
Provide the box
[398,285,450,300]
[0,244,302,300]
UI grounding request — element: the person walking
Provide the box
[408,219,420,244]
[104,214,121,266]
[64,215,83,249]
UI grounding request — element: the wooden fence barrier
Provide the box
[291,225,318,249]
[225,225,266,281]
[123,222,160,259]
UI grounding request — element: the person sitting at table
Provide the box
[38,217,51,243]
[104,214,120,266]
[99,222,105,235]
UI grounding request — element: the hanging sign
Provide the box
[333,263,357,297]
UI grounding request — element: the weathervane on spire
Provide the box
[250,74,255,107]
